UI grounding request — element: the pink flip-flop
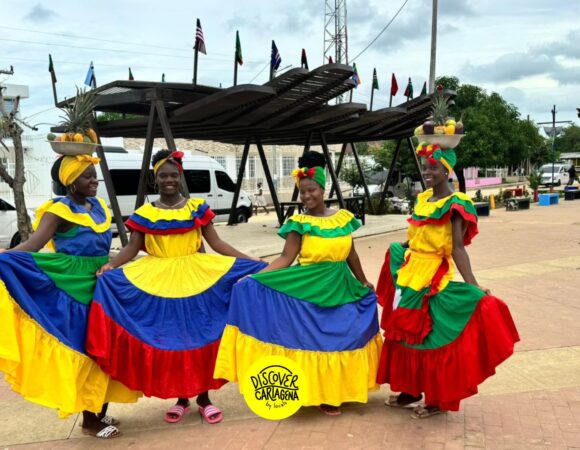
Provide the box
[164,404,190,423]
[316,405,342,416]
[198,404,223,424]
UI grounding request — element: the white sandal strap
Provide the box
[96,425,119,438]
[100,415,116,425]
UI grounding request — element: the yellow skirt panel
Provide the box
[0,282,140,417]
[395,249,454,292]
[215,325,383,407]
[123,253,236,298]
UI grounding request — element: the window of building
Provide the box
[235,155,256,178]
[215,171,235,192]
[281,156,295,176]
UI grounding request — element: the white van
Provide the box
[0,197,35,248]
[539,163,570,186]
[93,150,253,223]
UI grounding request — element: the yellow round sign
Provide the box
[242,355,307,420]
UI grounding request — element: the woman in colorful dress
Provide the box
[376,142,520,419]
[87,150,265,425]
[215,151,382,416]
[0,155,140,439]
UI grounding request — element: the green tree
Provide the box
[554,124,580,155]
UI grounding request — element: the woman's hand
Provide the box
[363,280,375,291]
[96,263,115,276]
[478,285,492,295]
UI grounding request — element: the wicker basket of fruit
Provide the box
[48,88,100,156]
[414,92,464,149]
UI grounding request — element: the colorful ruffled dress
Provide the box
[215,209,382,407]
[86,198,266,399]
[0,197,140,417]
[376,189,520,411]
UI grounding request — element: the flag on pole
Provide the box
[404,77,413,99]
[128,67,134,81]
[48,54,57,83]
[301,49,309,70]
[195,18,207,54]
[372,68,379,90]
[328,56,333,64]
[352,63,361,87]
[235,30,243,65]
[420,81,427,96]
[84,61,96,88]
[390,73,398,96]
[161,73,166,82]
[271,40,281,71]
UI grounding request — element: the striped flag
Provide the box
[195,18,207,55]
[271,40,281,71]
[48,54,56,83]
[352,63,361,87]
[372,68,379,90]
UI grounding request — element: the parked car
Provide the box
[88,151,253,224]
[354,169,421,198]
[0,197,35,249]
[539,163,571,186]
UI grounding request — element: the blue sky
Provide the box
[2,0,579,133]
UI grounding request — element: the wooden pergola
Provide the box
[53,63,454,246]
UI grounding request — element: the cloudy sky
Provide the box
[2,0,579,134]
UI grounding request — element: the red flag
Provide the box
[390,73,398,96]
[328,56,333,64]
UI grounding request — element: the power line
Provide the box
[0,26,263,63]
[350,0,411,62]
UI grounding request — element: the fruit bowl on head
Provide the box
[49,140,100,156]
[419,134,464,149]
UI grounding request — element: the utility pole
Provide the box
[538,105,571,193]
[428,0,438,93]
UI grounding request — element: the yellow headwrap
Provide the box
[58,154,101,186]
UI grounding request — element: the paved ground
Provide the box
[2,198,580,449]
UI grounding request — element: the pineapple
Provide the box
[431,94,449,127]
[59,87,96,142]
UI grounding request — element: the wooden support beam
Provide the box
[89,117,129,246]
[319,131,344,208]
[154,98,190,198]
[351,141,375,214]
[256,137,284,226]
[228,138,251,225]
[407,136,426,191]
[135,102,157,209]
[379,138,403,211]
[329,142,347,199]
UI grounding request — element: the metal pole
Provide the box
[351,141,375,214]
[428,0,438,93]
[256,138,284,225]
[135,102,157,209]
[319,131,344,208]
[551,105,556,193]
[228,138,251,225]
[379,138,403,211]
[329,142,347,198]
[89,118,128,247]
[193,47,199,85]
